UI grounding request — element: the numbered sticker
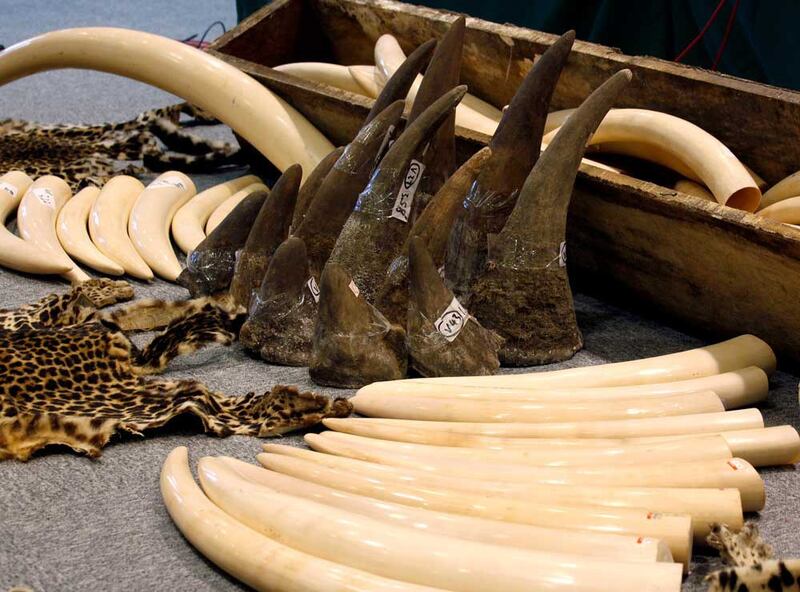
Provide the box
[0,182,18,198]
[390,159,425,223]
[306,277,321,303]
[348,279,360,298]
[32,188,56,208]
[433,296,469,342]
[149,175,187,190]
[558,241,567,267]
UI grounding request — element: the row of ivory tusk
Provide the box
[162,334,796,590]
[0,169,265,283]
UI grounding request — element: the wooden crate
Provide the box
[211,0,800,365]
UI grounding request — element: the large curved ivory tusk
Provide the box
[310,430,733,467]
[219,456,673,564]
[374,34,502,136]
[404,334,776,387]
[756,195,800,224]
[0,170,72,275]
[56,186,124,275]
[160,447,444,592]
[351,390,725,422]
[200,457,683,590]
[257,451,694,563]
[542,108,761,211]
[359,366,769,409]
[324,409,765,441]
[0,28,334,175]
[171,174,263,254]
[128,172,195,281]
[88,175,151,280]
[18,175,89,284]
[348,65,380,98]
[275,62,371,95]
[205,182,268,235]
[760,169,800,210]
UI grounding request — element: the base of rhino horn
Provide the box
[408,236,502,376]
[239,236,316,367]
[177,191,268,297]
[470,262,582,366]
[309,263,407,388]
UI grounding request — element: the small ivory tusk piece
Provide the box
[348,65,380,98]
[18,175,89,284]
[171,174,262,254]
[56,186,124,275]
[358,366,769,410]
[351,390,725,422]
[403,334,775,387]
[674,179,715,201]
[275,62,370,95]
[219,455,674,564]
[756,195,800,224]
[128,172,195,281]
[760,169,800,210]
[257,451,694,563]
[0,170,72,275]
[542,109,761,211]
[200,456,683,590]
[88,175,151,280]
[160,447,445,592]
[0,27,334,175]
[323,408,765,441]
[205,182,269,235]
[719,425,800,466]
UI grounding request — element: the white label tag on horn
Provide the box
[306,277,321,303]
[558,241,567,267]
[149,175,187,190]
[434,296,469,342]
[437,265,446,279]
[348,280,360,298]
[0,182,18,198]
[32,187,56,208]
[390,159,425,223]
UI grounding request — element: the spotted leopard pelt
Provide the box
[0,103,242,190]
[0,279,351,461]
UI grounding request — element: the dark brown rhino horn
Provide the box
[229,164,301,308]
[407,236,502,377]
[374,147,492,324]
[366,39,436,123]
[470,69,633,366]
[310,262,407,388]
[294,100,405,277]
[291,146,344,233]
[239,236,317,366]
[326,85,467,302]
[177,191,268,296]
[445,31,576,300]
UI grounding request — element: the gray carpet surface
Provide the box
[1,2,799,591]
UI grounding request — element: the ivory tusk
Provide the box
[88,175,151,280]
[542,108,761,211]
[351,390,726,422]
[200,457,683,590]
[756,195,800,224]
[404,334,776,387]
[348,65,380,98]
[374,34,502,136]
[674,179,715,202]
[309,429,734,467]
[718,425,800,466]
[128,172,196,281]
[358,366,769,409]
[257,451,694,563]
[55,185,124,275]
[760,168,800,210]
[18,175,89,284]
[323,409,766,441]
[172,174,263,254]
[0,170,72,275]
[160,447,444,592]
[0,28,334,174]
[205,182,269,235]
[274,62,371,95]
[219,456,673,564]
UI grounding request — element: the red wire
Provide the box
[712,0,740,70]
[674,0,727,62]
